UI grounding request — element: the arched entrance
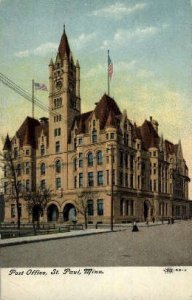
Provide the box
[32,205,43,222]
[144,201,151,221]
[47,204,59,222]
[63,203,76,222]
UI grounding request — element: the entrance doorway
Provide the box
[63,203,76,222]
[47,204,59,222]
[144,201,151,221]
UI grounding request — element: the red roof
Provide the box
[3,134,11,151]
[15,117,40,147]
[58,29,71,59]
[140,120,159,149]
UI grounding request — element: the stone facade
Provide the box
[2,28,191,224]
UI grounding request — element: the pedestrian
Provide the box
[132,219,139,232]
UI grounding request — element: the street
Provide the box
[1,221,192,267]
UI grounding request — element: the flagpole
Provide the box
[32,79,34,118]
[107,50,110,96]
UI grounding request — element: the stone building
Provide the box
[2,28,191,224]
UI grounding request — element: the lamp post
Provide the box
[111,146,114,231]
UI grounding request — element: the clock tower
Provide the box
[48,27,81,154]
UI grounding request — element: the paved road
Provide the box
[1,221,192,267]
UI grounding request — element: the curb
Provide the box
[0,230,112,248]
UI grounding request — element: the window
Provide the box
[106,133,109,140]
[79,138,83,145]
[119,171,123,186]
[55,160,61,173]
[112,170,115,185]
[125,173,128,187]
[125,154,128,168]
[88,172,94,187]
[26,149,30,155]
[79,153,83,167]
[4,182,8,194]
[40,163,45,175]
[17,164,22,176]
[26,180,30,191]
[87,200,94,216]
[97,151,103,165]
[119,151,123,167]
[55,177,61,189]
[74,138,77,150]
[79,173,83,187]
[88,152,93,167]
[74,176,77,188]
[55,141,60,153]
[11,204,15,218]
[26,162,30,175]
[74,158,77,171]
[40,179,46,190]
[154,180,157,192]
[92,129,97,143]
[153,151,156,157]
[14,147,18,159]
[106,170,109,185]
[110,133,114,139]
[41,144,45,156]
[97,199,104,216]
[97,171,103,186]
[54,128,61,136]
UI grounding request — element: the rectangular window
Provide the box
[106,133,109,140]
[119,171,123,186]
[97,171,103,186]
[79,138,83,145]
[125,173,128,187]
[97,199,104,216]
[26,162,30,175]
[88,172,94,187]
[110,133,115,139]
[79,153,83,168]
[11,204,15,218]
[55,177,61,189]
[26,180,30,191]
[26,149,30,155]
[87,200,94,216]
[58,128,61,136]
[4,182,8,194]
[54,128,57,136]
[130,156,134,170]
[55,141,60,153]
[79,173,83,187]
[106,170,109,185]
[41,179,46,190]
[153,151,156,157]
[74,176,77,188]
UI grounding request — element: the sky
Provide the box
[0,0,192,196]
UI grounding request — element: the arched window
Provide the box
[55,160,61,173]
[92,129,97,143]
[41,144,45,156]
[40,163,45,175]
[97,151,103,165]
[88,152,93,167]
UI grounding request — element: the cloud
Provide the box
[33,42,57,56]
[15,50,30,58]
[90,2,147,19]
[114,27,158,44]
[71,32,97,50]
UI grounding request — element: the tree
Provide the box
[74,189,96,229]
[0,135,22,229]
[23,188,51,232]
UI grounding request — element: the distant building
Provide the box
[2,28,191,224]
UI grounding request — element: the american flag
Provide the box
[108,53,113,79]
[34,82,48,91]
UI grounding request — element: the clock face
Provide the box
[55,81,62,90]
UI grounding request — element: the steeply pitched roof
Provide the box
[3,134,11,151]
[75,111,93,134]
[35,121,49,147]
[140,120,159,149]
[94,94,121,130]
[58,28,71,59]
[16,117,40,147]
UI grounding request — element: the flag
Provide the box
[34,82,48,91]
[108,54,113,79]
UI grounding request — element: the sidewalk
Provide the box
[0,228,112,247]
[0,220,173,247]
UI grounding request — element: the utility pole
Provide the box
[32,79,34,118]
[110,145,114,231]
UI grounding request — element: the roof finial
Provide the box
[63,24,65,33]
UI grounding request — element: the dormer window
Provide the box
[92,129,97,143]
[41,144,45,156]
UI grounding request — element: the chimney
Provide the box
[150,116,158,133]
